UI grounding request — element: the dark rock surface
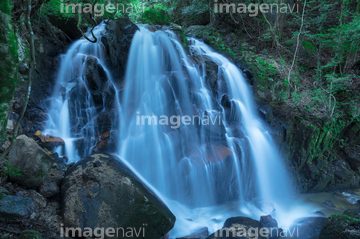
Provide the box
[102,17,139,85]
[290,217,327,239]
[0,195,35,221]
[181,227,209,238]
[8,135,54,189]
[207,217,265,239]
[61,154,175,239]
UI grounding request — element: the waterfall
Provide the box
[118,26,301,237]
[45,23,119,163]
[46,23,315,238]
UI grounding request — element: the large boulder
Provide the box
[8,135,54,189]
[102,18,139,84]
[0,194,35,221]
[61,154,175,238]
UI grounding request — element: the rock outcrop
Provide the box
[8,135,54,189]
[61,154,175,238]
[207,217,266,239]
[0,0,18,146]
[102,18,139,84]
[0,194,35,221]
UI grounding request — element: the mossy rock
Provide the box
[319,215,360,239]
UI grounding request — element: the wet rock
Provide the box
[260,215,278,228]
[221,94,232,110]
[259,104,273,124]
[0,195,35,221]
[8,135,54,189]
[344,146,360,174]
[102,18,139,84]
[206,145,232,164]
[181,227,209,238]
[207,216,265,239]
[323,200,336,208]
[220,95,241,125]
[205,60,219,91]
[202,112,227,142]
[19,230,43,239]
[290,217,327,239]
[101,131,110,140]
[319,215,360,239]
[84,56,108,91]
[82,56,116,111]
[260,215,279,238]
[33,131,65,150]
[61,154,175,239]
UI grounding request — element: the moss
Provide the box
[35,167,47,178]
[0,0,19,145]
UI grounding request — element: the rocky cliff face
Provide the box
[101,18,139,85]
[0,0,18,146]
[8,2,71,136]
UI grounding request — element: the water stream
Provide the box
[45,22,317,237]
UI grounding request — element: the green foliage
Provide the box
[41,0,76,20]
[1,160,22,177]
[302,40,316,53]
[142,3,171,25]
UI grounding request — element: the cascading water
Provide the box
[117,27,313,237]
[46,22,316,238]
[45,23,119,163]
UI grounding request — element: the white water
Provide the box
[46,23,317,238]
[45,23,119,163]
